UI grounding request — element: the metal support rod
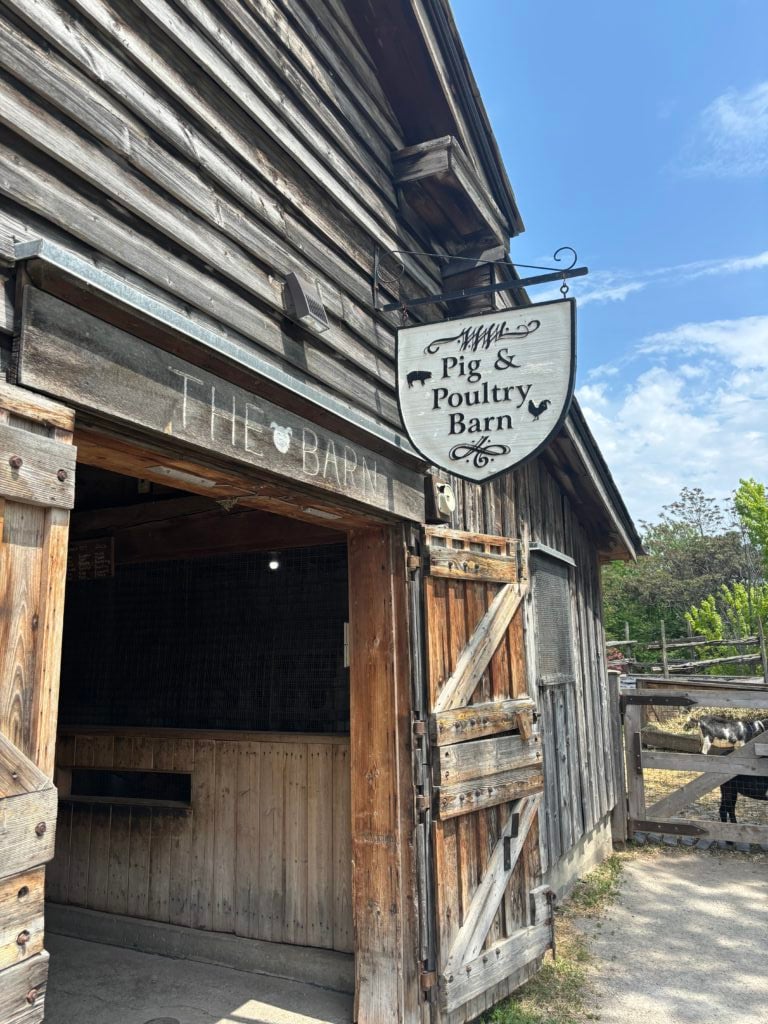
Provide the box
[375,266,588,313]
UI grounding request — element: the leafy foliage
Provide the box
[734,478,768,578]
[602,487,745,642]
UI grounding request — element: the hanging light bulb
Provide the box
[268,551,281,571]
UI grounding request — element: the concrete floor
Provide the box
[579,853,768,1024]
[44,934,354,1024]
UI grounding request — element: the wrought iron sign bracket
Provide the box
[373,245,588,314]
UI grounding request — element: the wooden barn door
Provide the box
[420,527,553,1022]
[0,383,75,1023]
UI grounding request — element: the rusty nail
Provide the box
[9,455,22,470]
[35,821,46,836]
[11,771,18,780]
[57,469,67,482]
[26,989,38,1005]
[17,930,30,946]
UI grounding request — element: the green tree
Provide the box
[602,487,745,643]
[734,478,768,577]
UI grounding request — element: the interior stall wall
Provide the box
[49,729,353,951]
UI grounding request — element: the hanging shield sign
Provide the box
[397,299,576,482]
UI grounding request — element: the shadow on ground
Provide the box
[45,934,353,1024]
[578,852,768,1024]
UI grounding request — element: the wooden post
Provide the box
[759,618,768,685]
[623,702,646,835]
[660,620,669,677]
[607,670,628,843]
[348,526,420,1024]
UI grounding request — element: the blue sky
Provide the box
[451,0,768,524]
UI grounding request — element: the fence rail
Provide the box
[609,670,768,848]
[606,620,768,682]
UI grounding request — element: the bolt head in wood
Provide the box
[9,455,22,469]
[26,989,38,1005]
[35,821,47,836]
[57,469,68,481]
[17,930,30,946]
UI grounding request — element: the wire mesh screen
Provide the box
[59,544,349,733]
[532,553,574,682]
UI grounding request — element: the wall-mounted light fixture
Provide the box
[268,551,281,571]
[284,272,330,333]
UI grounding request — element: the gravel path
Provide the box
[578,853,768,1024]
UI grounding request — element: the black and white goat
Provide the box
[688,714,768,755]
[685,715,768,823]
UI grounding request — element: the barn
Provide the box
[0,2,640,1022]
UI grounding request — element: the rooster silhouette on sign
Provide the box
[528,398,551,421]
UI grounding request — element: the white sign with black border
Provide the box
[397,299,576,482]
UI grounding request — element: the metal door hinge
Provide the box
[420,969,437,990]
[416,794,430,813]
[413,720,427,737]
[406,552,422,572]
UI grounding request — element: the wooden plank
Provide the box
[0,788,57,880]
[426,545,518,584]
[0,868,45,970]
[306,742,334,949]
[168,739,194,927]
[0,382,74,433]
[0,422,75,510]
[645,818,768,844]
[283,743,308,946]
[258,743,285,942]
[348,527,419,1021]
[441,924,552,1013]
[642,750,768,775]
[212,740,237,934]
[189,739,215,931]
[607,670,628,842]
[332,742,352,953]
[435,766,544,821]
[85,735,113,912]
[446,796,539,970]
[0,949,49,1022]
[430,698,537,747]
[19,289,424,524]
[631,688,768,710]
[623,704,646,830]
[434,584,527,713]
[234,742,259,939]
[645,772,734,821]
[434,734,542,786]
[0,733,50,799]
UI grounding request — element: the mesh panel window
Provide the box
[59,544,349,733]
[532,553,575,684]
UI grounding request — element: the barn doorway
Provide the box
[45,462,356,1014]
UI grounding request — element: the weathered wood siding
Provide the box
[444,458,616,877]
[49,729,353,952]
[0,0,446,437]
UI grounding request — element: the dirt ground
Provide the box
[578,852,768,1024]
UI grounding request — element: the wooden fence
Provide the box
[609,673,768,846]
[606,620,768,681]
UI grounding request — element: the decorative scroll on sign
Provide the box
[397,299,576,482]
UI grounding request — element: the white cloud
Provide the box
[678,81,768,177]
[581,314,768,523]
[640,315,768,368]
[530,249,767,307]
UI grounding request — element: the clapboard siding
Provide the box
[0,0,449,437]
[48,730,353,952]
